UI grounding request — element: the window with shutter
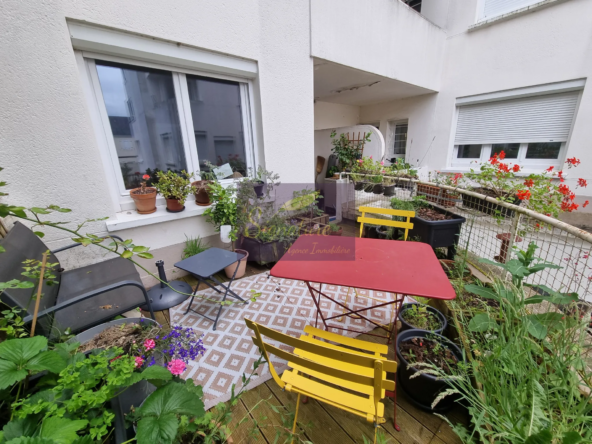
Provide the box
[451,89,582,169]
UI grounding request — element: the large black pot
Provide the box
[396,329,464,412]
[253,180,265,198]
[372,184,385,194]
[409,204,466,259]
[398,303,447,334]
[239,236,293,265]
[383,185,396,196]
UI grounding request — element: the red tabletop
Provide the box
[271,235,456,300]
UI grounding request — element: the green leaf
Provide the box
[0,245,5,253]
[463,284,500,301]
[468,313,497,332]
[121,250,133,259]
[133,246,149,253]
[136,414,178,444]
[0,337,47,365]
[139,382,205,418]
[562,432,582,444]
[525,429,552,444]
[3,416,40,440]
[70,438,93,444]
[33,232,45,238]
[0,360,28,389]
[137,253,154,260]
[39,417,88,444]
[140,365,173,381]
[526,316,548,339]
[26,351,67,374]
[6,438,56,444]
[29,208,51,215]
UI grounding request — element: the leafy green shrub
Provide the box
[182,235,209,259]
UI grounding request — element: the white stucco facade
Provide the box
[2,0,592,279]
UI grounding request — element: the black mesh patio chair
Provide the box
[0,222,155,336]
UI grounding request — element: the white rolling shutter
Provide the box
[482,0,542,20]
[454,92,579,145]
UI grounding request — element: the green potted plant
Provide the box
[154,170,195,213]
[330,131,369,171]
[203,182,249,278]
[130,174,157,214]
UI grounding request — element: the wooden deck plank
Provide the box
[267,380,357,444]
[227,398,268,444]
[240,383,297,444]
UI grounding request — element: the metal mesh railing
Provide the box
[340,173,592,304]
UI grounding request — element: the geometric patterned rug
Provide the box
[170,272,409,410]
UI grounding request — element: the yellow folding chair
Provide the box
[245,319,398,443]
[357,206,415,240]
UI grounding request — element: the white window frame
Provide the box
[387,120,409,162]
[78,51,258,212]
[451,143,566,170]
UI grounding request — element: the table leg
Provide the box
[305,281,327,331]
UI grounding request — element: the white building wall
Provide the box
[314,102,360,130]
[0,0,313,282]
[361,0,592,207]
[310,0,447,92]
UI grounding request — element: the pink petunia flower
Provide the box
[380,161,384,166]
[134,356,144,368]
[144,339,156,350]
[167,359,186,376]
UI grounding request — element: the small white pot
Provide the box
[220,225,232,243]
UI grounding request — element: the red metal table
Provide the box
[270,235,456,341]
[270,235,456,431]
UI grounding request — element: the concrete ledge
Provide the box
[105,200,210,232]
[469,0,571,31]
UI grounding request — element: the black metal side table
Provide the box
[175,248,248,330]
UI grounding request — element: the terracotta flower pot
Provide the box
[130,187,157,214]
[328,227,343,236]
[165,198,185,213]
[224,249,249,279]
[192,180,212,206]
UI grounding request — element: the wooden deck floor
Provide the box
[146,222,467,443]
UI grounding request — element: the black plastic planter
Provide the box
[384,185,396,196]
[354,182,366,191]
[396,329,464,412]
[398,303,447,334]
[239,236,293,264]
[372,184,384,194]
[72,317,160,345]
[409,204,466,259]
[253,180,265,198]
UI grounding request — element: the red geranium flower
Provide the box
[558,171,565,182]
[546,166,554,172]
[512,164,520,172]
[558,184,570,196]
[524,179,534,188]
[584,200,590,208]
[516,190,531,200]
[142,174,150,180]
[578,178,587,188]
[498,150,506,160]
[498,163,510,173]
[567,157,581,167]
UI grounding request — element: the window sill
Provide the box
[470,0,570,31]
[105,200,210,232]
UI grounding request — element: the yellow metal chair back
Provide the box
[244,319,396,439]
[357,206,415,240]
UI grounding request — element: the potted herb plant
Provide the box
[130,174,157,214]
[154,170,195,213]
[398,302,447,334]
[396,329,464,412]
[192,162,218,206]
[327,222,343,236]
[391,196,466,260]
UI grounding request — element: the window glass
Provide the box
[525,142,561,159]
[457,145,482,158]
[491,143,520,159]
[393,124,408,155]
[186,75,247,178]
[96,61,187,190]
